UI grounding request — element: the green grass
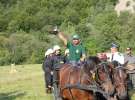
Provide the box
[0,64,53,100]
[0,64,135,100]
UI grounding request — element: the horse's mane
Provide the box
[83,56,101,74]
[87,56,101,64]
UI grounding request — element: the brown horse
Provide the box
[59,56,115,100]
[95,62,116,100]
[111,61,129,100]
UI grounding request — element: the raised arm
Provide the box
[57,32,67,46]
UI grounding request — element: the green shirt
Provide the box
[67,41,85,62]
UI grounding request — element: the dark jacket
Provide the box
[42,56,53,72]
[52,54,65,69]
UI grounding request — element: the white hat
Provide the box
[65,49,69,55]
[45,48,53,57]
[53,45,61,51]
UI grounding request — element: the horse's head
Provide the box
[83,56,101,75]
[111,61,128,99]
[96,62,115,96]
[84,57,115,96]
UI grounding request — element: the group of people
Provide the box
[42,31,86,93]
[42,29,135,93]
[42,45,65,93]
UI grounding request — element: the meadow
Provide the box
[0,64,135,100]
[0,64,53,100]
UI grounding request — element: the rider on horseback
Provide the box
[107,43,124,65]
[53,28,86,66]
[52,45,65,69]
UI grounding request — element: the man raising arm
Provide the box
[53,28,86,63]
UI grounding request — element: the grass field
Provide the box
[0,64,135,100]
[0,64,53,100]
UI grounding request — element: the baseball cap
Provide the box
[72,34,80,40]
[111,43,119,48]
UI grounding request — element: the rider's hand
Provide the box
[52,26,59,35]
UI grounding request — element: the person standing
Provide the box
[124,47,135,89]
[42,48,54,93]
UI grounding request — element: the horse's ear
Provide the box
[123,61,128,67]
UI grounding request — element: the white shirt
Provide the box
[107,52,124,64]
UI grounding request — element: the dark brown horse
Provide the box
[95,62,116,100]
[59,56,115,100]
[111,61,129,100]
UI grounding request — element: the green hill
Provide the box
[0,0,135,66]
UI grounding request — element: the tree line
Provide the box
[0,0,135,66]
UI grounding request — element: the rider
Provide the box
[52,45,65,85]
[107,43,124,65]
[52,45,65,68]
[42,48,54,93]
[124,47,135,64]
[54,29,86,66]
[124,47,135,89]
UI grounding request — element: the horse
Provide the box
[59,56,115,100]
[95,62,116,100]
[110,61,129,100]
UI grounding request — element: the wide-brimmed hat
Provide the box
[45,48,53,57]
[53,45,61,51]
[126,47,131,51]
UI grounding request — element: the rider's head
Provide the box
[110,43,119,53]
[72,34,80,45]
[126,47,132,55]
[45,48,54,57]
[53,45,61,55]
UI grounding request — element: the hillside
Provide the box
[115,0,135,16]
[0,0,135,65]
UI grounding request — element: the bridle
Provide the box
[112,65,127,87]
[93,62,112,84]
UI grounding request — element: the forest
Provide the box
[0,0,135,65]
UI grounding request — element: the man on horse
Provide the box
[107,43,124,65]
[53,29,86,66]
[42,48,54,93]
